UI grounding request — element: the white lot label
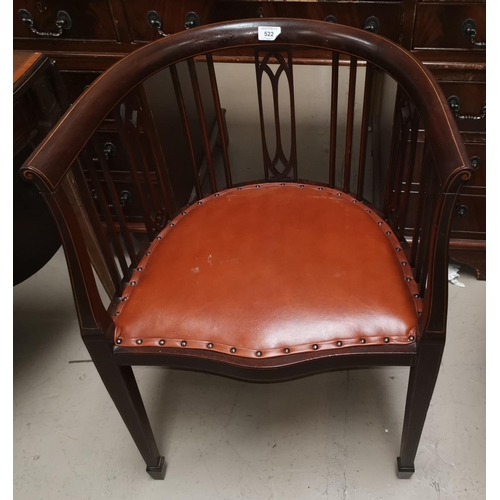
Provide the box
[258,26,281,41]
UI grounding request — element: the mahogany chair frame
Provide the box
[20,19,474,480]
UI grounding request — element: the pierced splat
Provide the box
[254,48,297,181]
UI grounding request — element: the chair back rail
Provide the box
[19,19,474,337]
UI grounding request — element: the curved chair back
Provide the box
[20,19,474,338]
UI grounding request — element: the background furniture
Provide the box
[13,0,486,278]
[20,19,475,480]
[13,51,64,284]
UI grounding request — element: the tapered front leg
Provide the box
[398,337,445,478]
[84,336,166,479]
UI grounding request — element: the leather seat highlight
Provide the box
[114,183,420,358]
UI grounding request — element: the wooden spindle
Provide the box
[170,65,202,199]
[254,49,297,181]
[396,112,420,232]
[343,56,357,193]
[91,137,139,269]
[136,85,176,219]
[206,54,232,189]
[411,139,432,272]
[391,119,410,217]
[113,103,155,241]
[329,52,339,188]
[82,147,129,277]
[415,166,438,291]
[383,88,405,216]
[70,161,122,294]
[356,62,374,200]
[188,58,217,194]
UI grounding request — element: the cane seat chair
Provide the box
[20,19,474,480]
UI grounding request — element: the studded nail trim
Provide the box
[113,183,420,355]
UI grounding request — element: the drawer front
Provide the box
[126,1,403,44]
[402,135,485,237]
[86,131,162,225]
[404,190,485,239]
[413,2,485,50]
[438,81,485,133]
[14,1,119,41]
[450,194,485,238]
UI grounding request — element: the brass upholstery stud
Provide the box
[318,187,323,190]
[378,221,383,225]
[136,339,142,345]
[207,343,214,349]
[230,347,237,353]
[360,338,366,344]
[215,193,220,197]
[336,341,342,347]
[170,223,175,227]
[146,252,151,256]
[114,311,120,316]
[384,337,390,343]
[198,201,203,205]
[159,339,165,346]
[386,231,391,235]
[396,247,401,252]
[409,336,415,341]
[366,209,371,213]
[402,262,407,266]
[312,344,319,350]
[300,184,304,188]
[280,183,285,186]
[352,200,357,203]
[406,277,412,282]
[418,311,422,316]
[122,296,128,301]
[180,341,187,347]
[116,338,122,344]
[337,193,341,196]
[256,351,262,357]
[130,281,136,286]
[256,185,261,188]
[156,236,162,240]
[181,211,187,215]
[137,267,143,271]
[284,348,290,354]
[414,293,420,299]
[237,187,242,190]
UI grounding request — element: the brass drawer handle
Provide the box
[103,142,117,160]
[184,11,200,30]
[325,14,379,31]
[147,10,169,37]
[120,190,132,208]
[18,8,72,37]
[470,156,481,170]
[364,16,380,34]
[455,203,468,217]
[324,15,338,24]
[447,96,486,121]
[461,18,485,48]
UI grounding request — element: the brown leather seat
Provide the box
[114,183,420,357]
